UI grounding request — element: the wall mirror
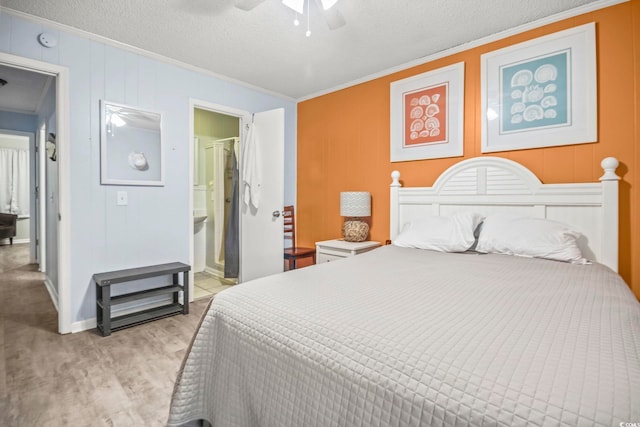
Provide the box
[100,100,164,186]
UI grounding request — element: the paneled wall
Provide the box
[297,1,640,298]
[194,108,239,139]
[0,11,297,327]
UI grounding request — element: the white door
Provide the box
[240,108,285,282]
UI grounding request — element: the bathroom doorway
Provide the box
[192,108,239,299]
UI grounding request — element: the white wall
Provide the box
[0,11,297,327]
[0,111,37,133]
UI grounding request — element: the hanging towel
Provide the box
[241,122,261,209]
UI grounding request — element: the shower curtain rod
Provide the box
[196,136,238,143]
[204,137,239,150]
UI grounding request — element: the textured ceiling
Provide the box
[1,0,606,100]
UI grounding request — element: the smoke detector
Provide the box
[38,33,58,48]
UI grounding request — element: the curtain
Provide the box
[224,150,239,279]
[0,148,11,214]
[15,149,29,217]
[213,144,226,264]
[0,147,29,217]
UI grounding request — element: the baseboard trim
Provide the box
[70,297,174,333]
[0,238,29,245]
[43,277,59,312]
[71,317,96,333]
[204,265,224,279]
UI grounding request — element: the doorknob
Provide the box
[272,210,281,218]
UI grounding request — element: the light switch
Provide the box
[117,191,128,206]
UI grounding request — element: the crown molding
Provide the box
[0,7,295,103]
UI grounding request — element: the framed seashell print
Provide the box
[390,62,464,162]
[481,23,597,153]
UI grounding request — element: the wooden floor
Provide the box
[0,244,210,426]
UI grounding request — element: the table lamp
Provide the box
[340,192,371,242]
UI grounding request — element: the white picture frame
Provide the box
[390,62,464,162]
[100,100,164,186]
[481,23,597,153]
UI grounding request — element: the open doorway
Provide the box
[0,130,32,247]
[189,100,286,298]
[0,63,57,302]
[0,52,70,333]
[192,107,240,300]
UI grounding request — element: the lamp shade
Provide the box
[340,192,371,217]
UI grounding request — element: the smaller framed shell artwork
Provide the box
[390,62,464,162]
[481,23,597,152]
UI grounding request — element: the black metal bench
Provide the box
[94,262,190,336]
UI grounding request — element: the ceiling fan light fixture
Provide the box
[109,113,126,128]
[282,0,304,14]
[320,0,338,10]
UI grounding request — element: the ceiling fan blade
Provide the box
[313,0,346,30]
[234,0,266,11]
[323,7,346,29]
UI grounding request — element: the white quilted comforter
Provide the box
[168,245,640,426]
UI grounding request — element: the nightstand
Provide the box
[315,239,381,263]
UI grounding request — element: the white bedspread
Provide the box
[168,245,640,426]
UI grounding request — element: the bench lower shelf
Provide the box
[94,262,190,336]
[97,303,184,335]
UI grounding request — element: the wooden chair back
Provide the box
[283,205,295,248]
[283,205,315,269]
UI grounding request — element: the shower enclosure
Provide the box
[193,136,238,278]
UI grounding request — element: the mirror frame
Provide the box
[100,100,164,186]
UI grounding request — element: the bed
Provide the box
[168,157,640,426]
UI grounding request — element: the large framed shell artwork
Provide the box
[481,23,597,153]
[390,62,464,162]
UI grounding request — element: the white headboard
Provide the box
[390,157,620,272]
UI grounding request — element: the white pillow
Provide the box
[476,212,587,263]
[393,212,484,252]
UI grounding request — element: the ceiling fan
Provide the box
[234,0,346,30]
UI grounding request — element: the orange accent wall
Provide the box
[297,1,640,298]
